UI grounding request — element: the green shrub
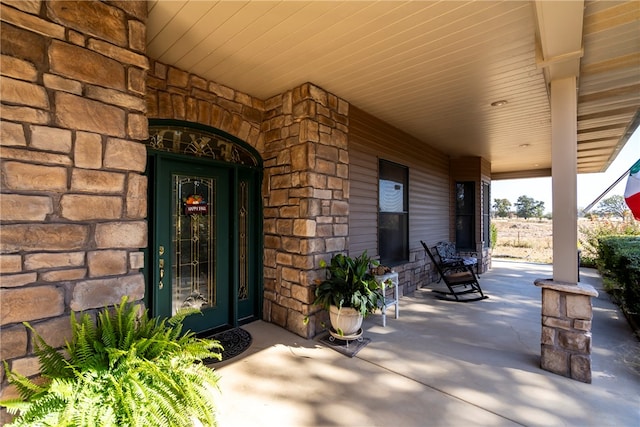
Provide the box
[579,219,640,267]
[598,235,640,314]
[490,223,498,249]
[1,297,223,427]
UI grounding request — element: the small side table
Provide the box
[375,272,399,327]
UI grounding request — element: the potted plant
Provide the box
[313,251,383,337]
[1,296,223,427]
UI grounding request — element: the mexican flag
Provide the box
[625,159,640,220]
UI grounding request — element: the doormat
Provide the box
[318,332,371,358]
[202,328,252,363]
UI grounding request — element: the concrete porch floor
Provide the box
[211,261,640,427]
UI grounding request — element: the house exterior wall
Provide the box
[0,2,487,414]
[349,106,452,292]
[0,0,149,419]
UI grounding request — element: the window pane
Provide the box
[379,160,409,264]
[456,215,474,250]
[380,160,407,188]
[456,182,474,214]
[483,182,490,248]
[379,213,408,264]
[455,181,475,250]
[379,179,404,212]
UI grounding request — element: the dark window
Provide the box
[379,160,408,265]
[455,181,475,250]
[482,182,490,248]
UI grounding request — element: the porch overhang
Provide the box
[146,0,640,178]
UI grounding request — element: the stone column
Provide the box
[262,83,349,338]
[534,279,598,383]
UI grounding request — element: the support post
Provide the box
[551,77,579,284]
[534,279,598,383]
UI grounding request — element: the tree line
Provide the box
[493,195,545,219]
[493,194,630,219]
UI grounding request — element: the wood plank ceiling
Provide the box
[146,1,640,177]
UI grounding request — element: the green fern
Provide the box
[1,296,223,426]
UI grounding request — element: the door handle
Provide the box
[158,246,165,290]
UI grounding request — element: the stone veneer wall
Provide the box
[0,0,149,419]
[146,59,349,339]
[146,59,265,153]
[262,84,350,338]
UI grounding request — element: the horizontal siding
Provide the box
[410,167,450,244]
[348,106,450,258]
[348,144,378,257]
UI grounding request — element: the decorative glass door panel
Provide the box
[236,169,259,321]
[151,155,230,334]
[172,175,216,314]
[237,180,248,302]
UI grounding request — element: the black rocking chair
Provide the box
[421,241,487,302]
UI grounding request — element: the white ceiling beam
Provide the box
[534,0,585,82]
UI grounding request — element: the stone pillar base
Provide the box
[534,278,598,383]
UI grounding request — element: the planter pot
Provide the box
[329,305,363,336]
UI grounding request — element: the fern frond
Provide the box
[167,363,218,426]
[146,328,180,360]
[0,399,30,415]
[119,302,138,350]
[24,323,70,379]
[132,336,153,356]
[69,311,99,357]
[8,390,67,426]
[146,384,185,425]
[69,321,96,367]
[170,307,201,325]
[105,346,129,369]
[67,313,107,370]
[1,363,46,401]
[181,338,223,361]
[99,305,117,350]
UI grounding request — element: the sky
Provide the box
[491,128,640,214]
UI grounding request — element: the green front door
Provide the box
[146,121,263,335]
[151,155,231,333]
